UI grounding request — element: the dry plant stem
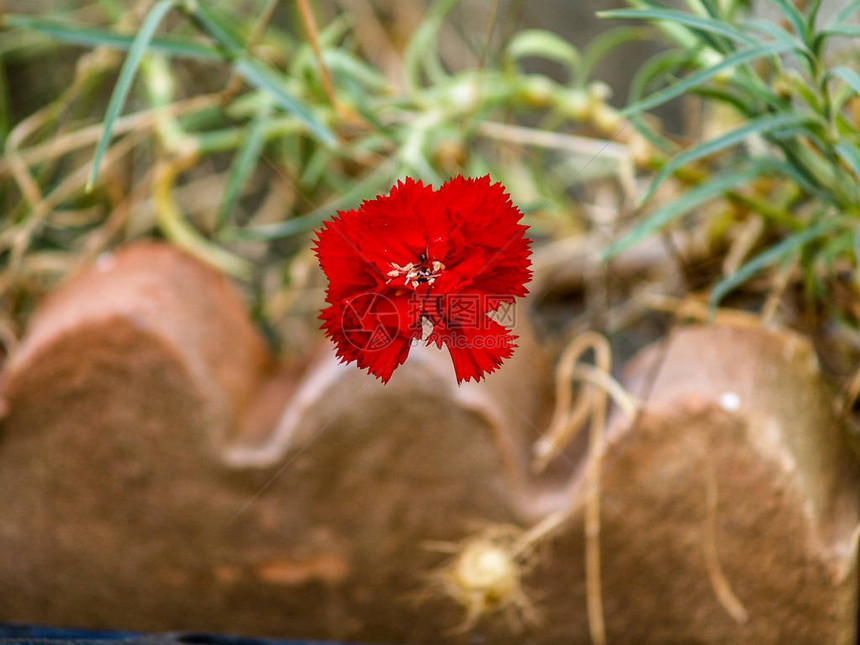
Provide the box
[722,215,764,276]
[296,0,338,109]
[531,331,612,645]
[477,121,636,203]
[0,130,148,296]
[533,384,593,471]
[572,364,640,419]
[153,155,252,278]
[5,103,60,208]
[584,340,608,645]
[702,457,749,623]
[79,166,158,266]
[533,332,616,471]
[840,361,860,417]
[478,121,629,164]
[533,366,640,474]
[2,49,112,195]
[0,94,220,177]
[0,309,20,356]
[644,293,765,329]
[511,507,571,559]
[760,256,796,327]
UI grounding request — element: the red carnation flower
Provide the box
[313,175,532,384]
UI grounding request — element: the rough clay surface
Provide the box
[1,242,857,644]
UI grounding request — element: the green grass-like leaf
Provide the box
[820,25,860,39]
[505,29,581,75]
[832,0,860,26]
[184,0,336,146]
[598,8,757,46]
[602,165,766,260]
[709,218,839,308]
[577,26,651,86]
[621,41,793,117]
[403,0,460,94]
[217,100,273,230]
[3,15,219,60]
[233,58,336,146]
[640,112,810,206]
[626,48,687,153]
[87,0,177,190]
[835,141,860,181]
[231,160,398,241]
[830,66,860,97]
[768,0,809,43]
[742,19,808,54]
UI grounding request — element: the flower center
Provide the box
[386,252,446,289]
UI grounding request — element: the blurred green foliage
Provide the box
[602,0,860,314]
[0,0,640,344]
[3,0,860,355]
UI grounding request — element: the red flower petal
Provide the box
[320,291,419,383]
[428,317,516,383]
[435,175,532,298]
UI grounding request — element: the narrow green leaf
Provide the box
[807,0,824,31]
[324,50,388,93]
[819,25,860,38]
[182,0,336,146]
[628,48,687,104]
[684,0,736,53]
[4,15,219,60]
[697,0,723,18]
[631,115,676,155]
[830,66,860,96]
[403,0,460,92]
[318,15,354,47]
[768,125,830,154]
[728,73,789,111]
[742,19,807,53]
[754,157,830,201]
[578,26,651,85]
[602,166,763,260]
[231,161,397,240]
[621,42,793,117]
[217,101,273,230]
[180,0,243,58]
[691,86,758,116]
[835,141,860,181]
[87,0,177,190]
[709,218,839,308]
[233,58,335,146]
[506,29,581,74]
[768,0,808,41]
[641,113,809,206]
[626,49,687,153]
[832,0,860,26]
[598,8,758,45]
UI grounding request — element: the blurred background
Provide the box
[0,0,688,366]
[4,1,860,643]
